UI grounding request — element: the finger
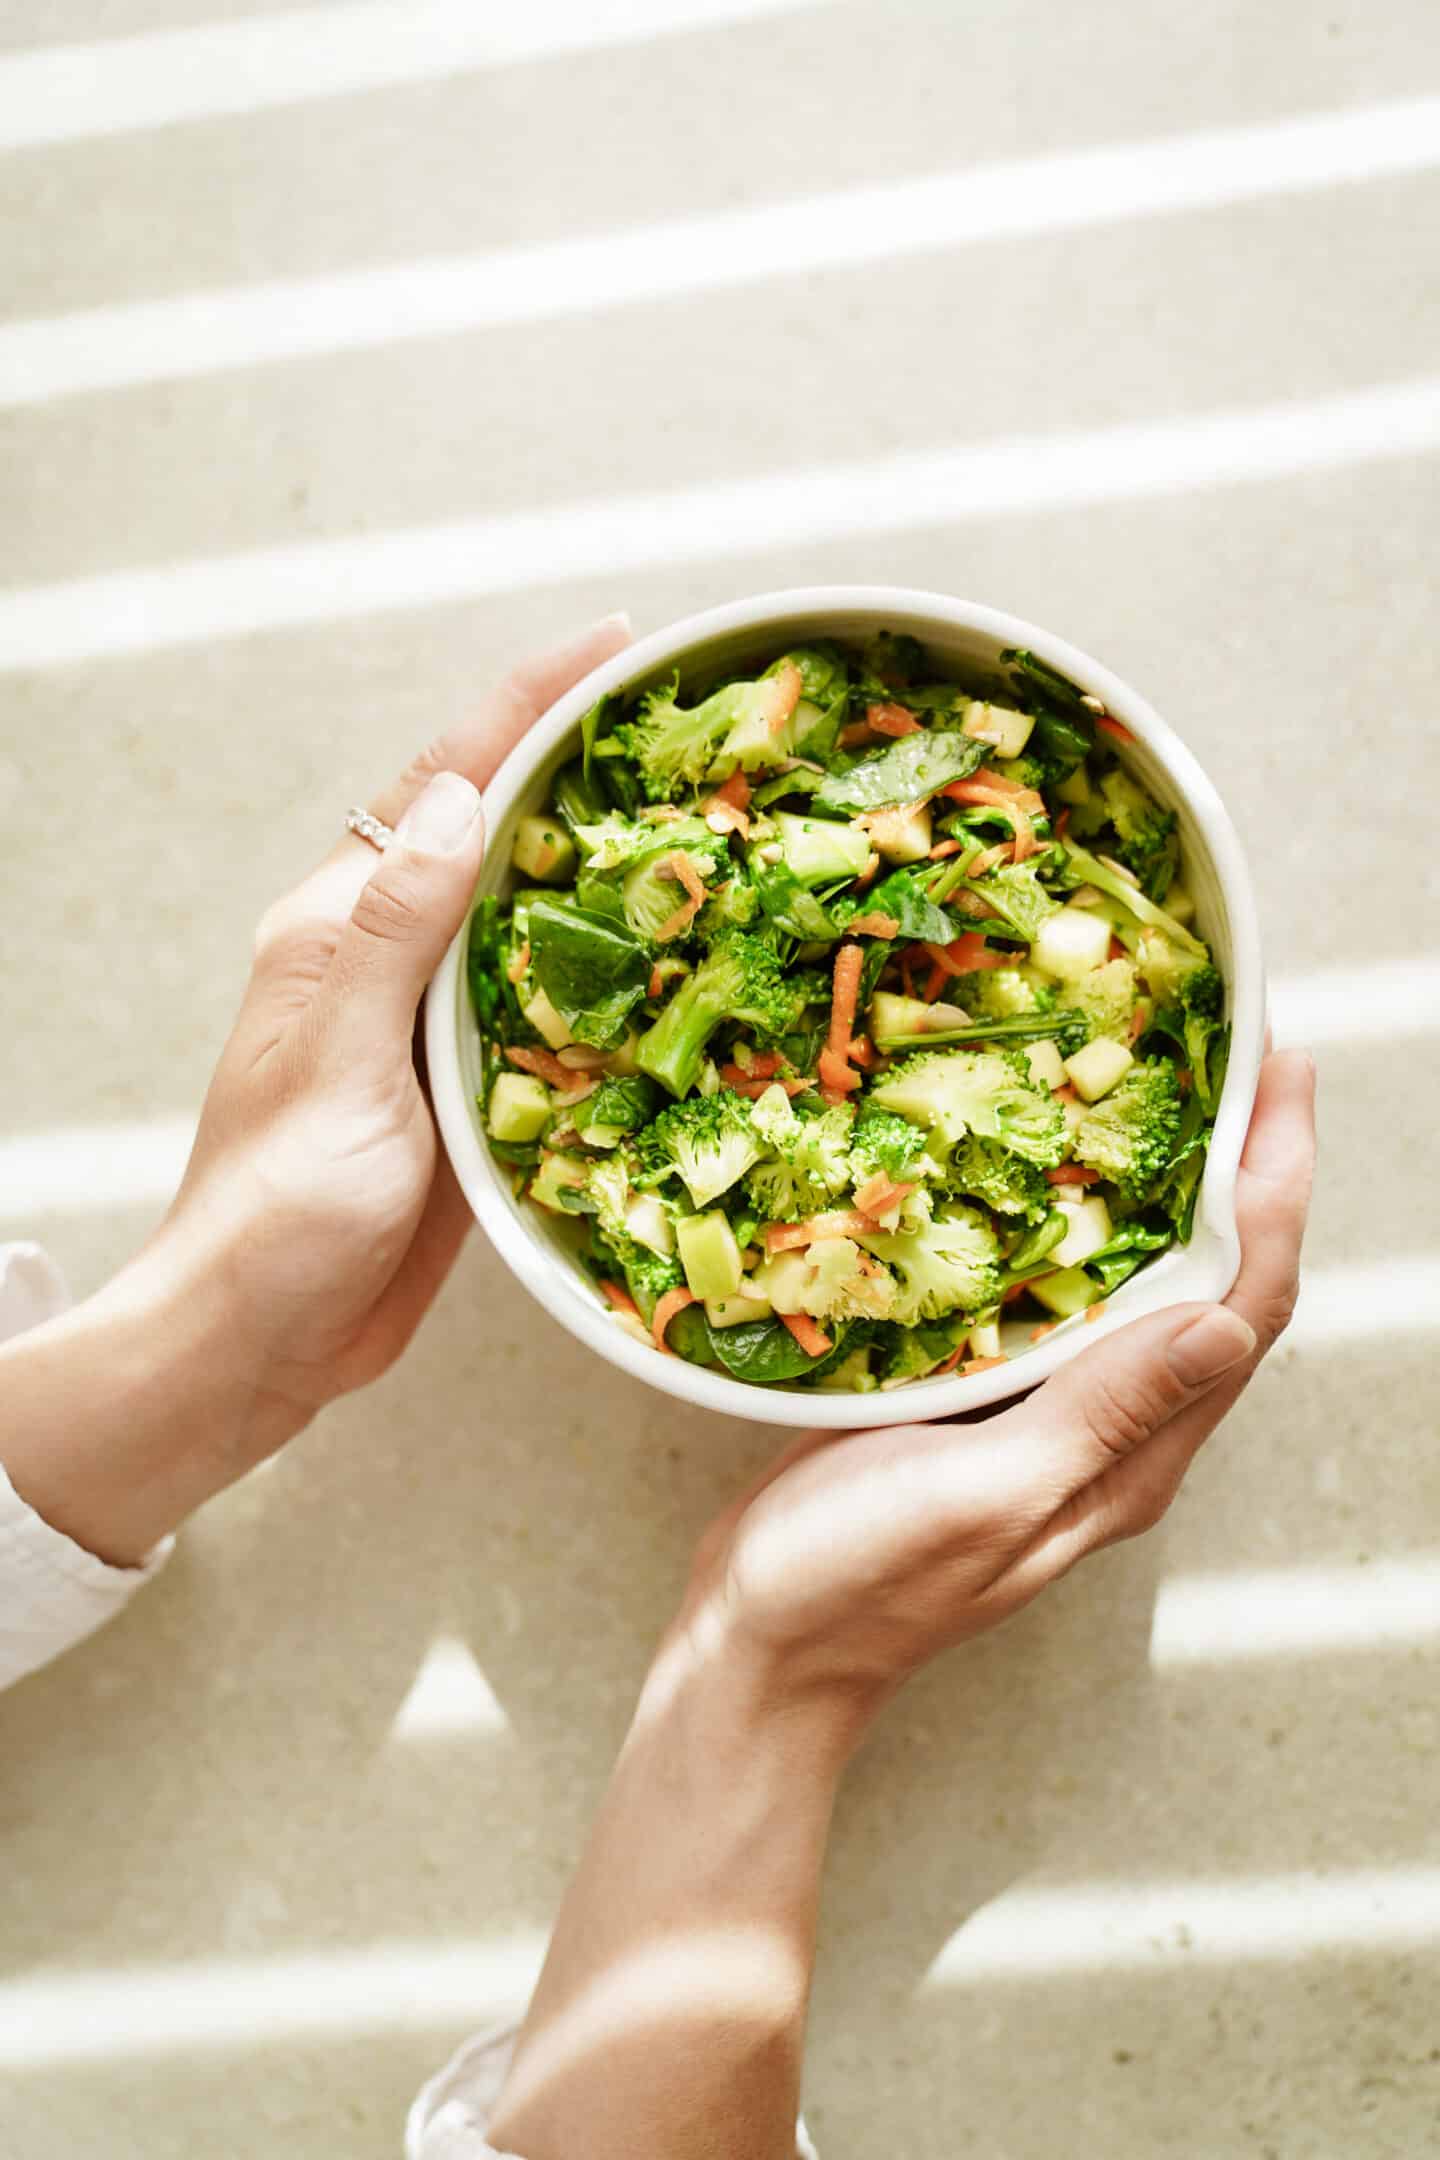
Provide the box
[314,770,487,1057]
[247,612,632,1015]
[344,1153,475,1385]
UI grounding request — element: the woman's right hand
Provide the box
[684,1048,1316,1728]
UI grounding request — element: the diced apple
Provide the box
[510,814,576,883]
[1055,765,1093,807]
[1064,1037,1134,1102]
[1164,880,1197,925]
[521,986,573,1050]
[677,1212,744,1302]
[968,1317,1002,1359]
[624,1192,675,1258]
[1023,1038,1067,1090]
[1032,907,1112,982]
[1052,1192,1113,1267]
[963,700,1035,758]
[752,1249,812,1314]
[866,802,933,864]
[487,1072,550,1143]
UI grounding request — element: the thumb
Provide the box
[1024,1300,1257,1490]
[320,771,486,1052]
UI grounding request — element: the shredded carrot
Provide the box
[655,851,710,942]
[846,911,900,939]
[945,767,1046,813]
[951,933,1013,971]
[748,1049,784,1080]
[854,850,881,888]
[764,661,805,735]
[1084,1299,1108,1323]
[1046,1163,1101,1186]
[720,1065,809,1099]
[839,718,876,749]
[600,1280,640,1318]
[967,841,1016,877]
[848,1032,876,1069]
[1055,807,1071,841]
[866,701,923,737]
[505,940,531,984]
[1108,935,1127,964]
[928,837,963,860]
[853,1172,915,1217]
[651,1286,696,1351]
[1052,1083,1081,1104]
[923,963,947,1001]
[779,1311,833,1358]
[826,942,864,1069]
[1002,1281,1031,1307]
[711,769,751,812]
[1177,1068,1193,1092]
[961,1354,1009,1375]
[766,1211,881,1254]
[504,1044,573,1089]
[648,963,664,1000]
[817,1047,862,1100]
[900,951,917,1000]
[1009,810,1036,863]
[1128,1005,1147,1043]
[1029,1321,1057,1342]
[932,1344,968,1375]
[1096,714,1135,744]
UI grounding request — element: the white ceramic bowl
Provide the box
[426,588,1264,1428]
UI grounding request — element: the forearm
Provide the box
[488,1627,862,2160]
[0,1228,301,1568]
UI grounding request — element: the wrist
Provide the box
[0,1225,306,1567]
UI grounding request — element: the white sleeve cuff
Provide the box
[406,2025,818,2159]
[0,1241,173,1688]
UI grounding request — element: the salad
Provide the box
[468,633,1227,1393]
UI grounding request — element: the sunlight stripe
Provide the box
[0,0,803,152]
[0,1116,194,1219]
[0,1935,545,2068]
[1271,955,1440,1048]
[2,378,1439,675]
[1150,1555,1440,1665]
[1288,1256,1440,1350]
[923,1866,1440,1985]
[4,97,1438,408]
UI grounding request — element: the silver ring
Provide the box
[345,806,396,852]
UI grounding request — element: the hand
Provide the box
[683,1049,1316,1725]
[0,614,629,1566]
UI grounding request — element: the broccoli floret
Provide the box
[989,752,1048,791]
[868,1047,1067,1166]
[1138,932,1226,1107]
[951,967,1050,1020]
[620,840,728,944]
[945,1135,1051,1221]
[743,1104,855,1222]
[968,858,1061,943]
[635,929,798,1097]
[1100,767,1178,899]
[618,670,799,799]
[695,875,761,940]
[596,1229,683,1325]
[632,1089,766,1208]
[859,1201,1001,1325]
[1072,1058,1184,1200]
[849,1108,940,1183]
[780,1236,898,1325]
[1059,957,1140,1044]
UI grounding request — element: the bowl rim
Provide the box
[425,585,1265,1428]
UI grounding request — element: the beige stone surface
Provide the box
[3,2,1439,2154]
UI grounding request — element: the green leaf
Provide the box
[1083,1221,1173,1294]
[814,729,985,814]
[703,1316,833,1383]
[580,692,619,782]
[752,860,842,942]
[527,897,651,1049]
[858,869,959,945]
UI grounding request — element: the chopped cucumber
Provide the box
[677,1211,744,1302]
[705,1288,775,1329]
[1029,1265,1101,1319]
[488,1072,551,1144]
[774,810,872,888]
[1064,1037,1134,1103]
[511,814,577,883]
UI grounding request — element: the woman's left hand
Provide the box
[0,614,628,1564]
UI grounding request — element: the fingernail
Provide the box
[1167,1306,1257,1387]
[395,771,482,854]
[587,609,631,639]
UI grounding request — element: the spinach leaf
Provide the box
[580,692,619,781]
[858,869,959,945]
[552,756,611,832]
[527,897,651,1049]
[703,1316,833,1384]
[667,1302,722,1368]
[814,728,985,815]
[752,860,841,942]
[1083,1221,1173,1294]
